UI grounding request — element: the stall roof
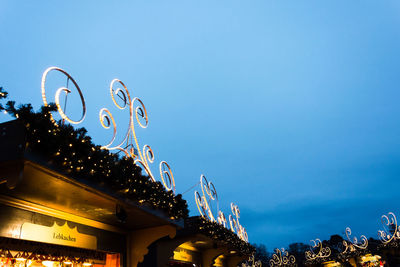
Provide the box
[0,120,183,233]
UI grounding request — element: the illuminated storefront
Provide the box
[0,121,183,267]
[0,161,125,267]
[170,243,202,266]
[359,254,382,266]
[0,120,250,267]
[0,67,254,267]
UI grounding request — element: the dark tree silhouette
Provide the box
[253,243,270,265]
[288,242,308,266]
[328,234,344,253]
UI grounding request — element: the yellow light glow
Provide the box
[41,261,54,267]
[41,67,177,194]
[341,226,368,255]
[99,77,176,193]
[360,254,382,263]
[173,249,193,262]
[378,212,399,244]
[194,175,249,242]
[305,239,331,261]
[99,108,116,148]
[323,261,341,267]
[41,67,86,125]
[270,248,296,267]
[159,161,175,192]
[110,79,131,110]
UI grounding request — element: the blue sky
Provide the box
[1,0,400,250]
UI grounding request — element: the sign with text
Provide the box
[21,222,97,250]
[173,248,193,262]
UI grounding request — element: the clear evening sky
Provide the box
[1,1,400,250]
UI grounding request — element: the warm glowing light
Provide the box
[378,212,400,244]
[229,203,249,242]
[269,248,296,267]
[217,210,227,228]
[159,161,175,192]
[305,239,331,261]
[41,261,54,267]
[99,77,176,192]
[194,175,217,222]
[41,67,176,193]
[194,175,249,242]
[342,226,368,254]
[360,254,381,263]
[242,255,262,267]
[41,67,86,124]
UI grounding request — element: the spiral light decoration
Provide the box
[99,79,176,193]
[217,210,227,228]
[269,248,296,267]
[41,67,86,125]
[342,227,368,254]
[305,239,331,261]
[230,203,249,242]
[378,212,400,244]
[194,175,218,222]
[41,67,176,193]
[194,175,249,242]
[242,255,262,267]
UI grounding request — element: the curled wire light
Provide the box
[229,203,249,242]
[378,212,400,244]
[242,255,262,267]
[194,175,218,222]
[194,175,249,242]
[269,248,296,267]
[159,161,175,192]
[41,68,176,193]
[41,67,86,125]
[305,239,331,261]
[342,227,368,253]
[217,210,227,228]
[41,67,176,193]
[99,78,175,192]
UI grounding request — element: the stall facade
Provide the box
[0,67,254,267]
[0,120,183,267]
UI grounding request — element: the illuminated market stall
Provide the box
[0,67,254,267]
[0,119,184,267]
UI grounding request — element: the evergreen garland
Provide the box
[185,216,255,256]
[0,87,188,219]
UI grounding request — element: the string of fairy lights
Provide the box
[0,248,101,267]
[1,83,188,220]
[194,174,249,242]
[41,67,175,193]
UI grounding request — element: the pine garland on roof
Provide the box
[1,87,188,219]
